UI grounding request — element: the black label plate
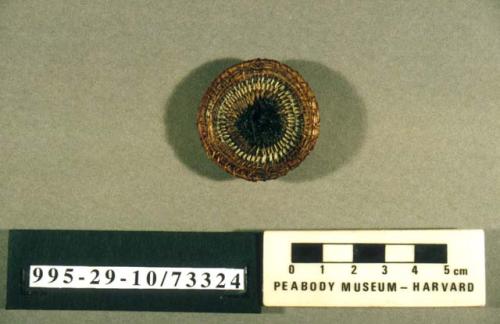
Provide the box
[6,230,261,313]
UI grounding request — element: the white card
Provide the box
[263,230,485,307]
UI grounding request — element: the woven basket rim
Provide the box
[197,58,320,181]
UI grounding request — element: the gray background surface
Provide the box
[0,0,499,323]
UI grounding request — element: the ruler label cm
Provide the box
[263,230,485,307]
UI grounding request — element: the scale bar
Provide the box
[291,243,322,263]
[353,244,385,263]
[291,243,447,263]
[415,244,447,263]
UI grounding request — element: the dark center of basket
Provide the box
[235,98,284,148]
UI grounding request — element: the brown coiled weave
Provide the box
[197,58,320,181]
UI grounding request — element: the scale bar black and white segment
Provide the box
[291,243,448,263]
